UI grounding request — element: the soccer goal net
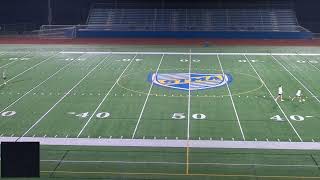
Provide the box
[39,25,77,39]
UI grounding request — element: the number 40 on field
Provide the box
[271,115,313,121]
[68,112,110,119]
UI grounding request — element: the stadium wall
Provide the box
[76,30,313,39]
[2,37,320,46]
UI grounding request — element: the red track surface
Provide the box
[0,37,320,46]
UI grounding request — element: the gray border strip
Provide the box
[2,137,320,150]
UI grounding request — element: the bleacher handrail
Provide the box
[75,24,309,32]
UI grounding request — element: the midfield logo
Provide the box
[149,73,232,91]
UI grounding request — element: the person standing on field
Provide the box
[275,85,284,102]
[2,69,7,85]
[292,89,304,102]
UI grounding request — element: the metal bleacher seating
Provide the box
[85,2,306,32]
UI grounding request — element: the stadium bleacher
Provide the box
[39,0,312,39]
[85,1,303,32]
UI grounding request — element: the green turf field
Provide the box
[37,146,320,179]
[0,44,319,179]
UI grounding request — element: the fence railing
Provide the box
[77,24,309,32]
[0,23,37,35]
[38,24,311,39]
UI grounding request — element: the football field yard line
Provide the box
[187,50,192,140]
[271,55,320,104]
[0,52,9,58]
[131,54,165,139]
[17,55,111,141]
[77,54,137,138]
[60,51,320,56]
[0,52,59,87]
[0,53,31,69]
[296,53,320,72]
[244,55,303,142]
[0,60,19,69]
[0,55,81,114]
[186,49,192,175]
[307,61,320,71]
[217,55,245,141]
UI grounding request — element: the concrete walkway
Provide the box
[1,136,320,150]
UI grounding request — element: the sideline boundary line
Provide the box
[3,137,320,150]
[244,55,303,142]
[17,55,111,140]
[77,54,137,138]
[132,54,165,139]
[271,55,320,104]
[39,159,320,167]
[60,51,320,56]
[40,170,320,179]
[217,55,245,140]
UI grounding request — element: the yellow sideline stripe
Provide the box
[185,141,190,175]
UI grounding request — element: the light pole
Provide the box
[48,0,52,25]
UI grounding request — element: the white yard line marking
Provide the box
[307,61,320,71]
[297,53,320,72]
[244,55,303,142]
[76,54,138,138]
[0,55,82,114]
[131,54,165,138]
[60,51,320,56]
[17,55,111,140]
[0,60,19,69]
[217,55,245,141]
[0,52,59,87]
[0,51,32,54]
[187,49,192,140]
[0,53,31,69]
[39,159,320,167]
[42,159,185,164]
[271,55,320,104]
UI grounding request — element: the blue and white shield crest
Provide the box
[149,73,232,91]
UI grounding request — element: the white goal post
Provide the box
[39,25,77,39]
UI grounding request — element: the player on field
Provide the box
[2,69,6,85]
[275,85,284,102]
[292,89,304,102]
